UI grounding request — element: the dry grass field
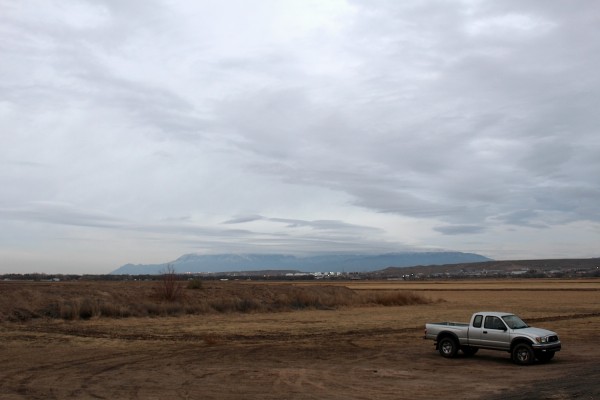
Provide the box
[0,279,599,399]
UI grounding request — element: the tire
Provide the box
[536,351,555,362]
[461,346,479,357]
[512,343,535,365]
[438,337,458,358]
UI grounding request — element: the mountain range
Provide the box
[111,252,492,275]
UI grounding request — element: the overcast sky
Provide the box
[1,0,599,274]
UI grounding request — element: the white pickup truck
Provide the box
[424,311,561,365]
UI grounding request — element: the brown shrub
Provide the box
[59,300,79,320]
[187,279,203,290]
[7,308,39,322]
[97,301,131,318]
[274,286,357,310]
[358,291,432,306]
[209,297,252,313]
[78,298,99,319]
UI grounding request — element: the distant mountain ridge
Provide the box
[111,252,492,275]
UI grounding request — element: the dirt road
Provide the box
[1,311,598,399]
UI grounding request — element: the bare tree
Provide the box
[156,264,183,301]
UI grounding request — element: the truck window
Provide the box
[484,316,506,330]
[502,315,528,329]
[473,314,483,328]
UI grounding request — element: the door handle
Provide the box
[483,331,488,334]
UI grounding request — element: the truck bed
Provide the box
[428,322,469,327]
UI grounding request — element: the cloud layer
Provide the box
[1,0,599,273]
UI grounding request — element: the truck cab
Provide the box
[468,312,513,350]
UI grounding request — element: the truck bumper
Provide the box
[532,342,561,352]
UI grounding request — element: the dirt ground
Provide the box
[0,280,599,399]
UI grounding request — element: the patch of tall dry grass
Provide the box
[0,281,433,322]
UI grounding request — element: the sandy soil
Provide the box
[0,281,598,399]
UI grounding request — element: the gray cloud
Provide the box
[1,0,599,273]
[0,202,126,229]
[434,225,486,236]
[222,215,265,225]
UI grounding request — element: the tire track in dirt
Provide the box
[2,344,217,399]
[525,312,600,323]
[488,363,600,399]
[3,350,158,399]
[16,323,424,343]
[15,310,598,343]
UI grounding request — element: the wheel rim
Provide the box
[441,341,453,355]
[516,348,530,362]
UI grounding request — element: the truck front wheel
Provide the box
[438,337,458,358]
[512,343,534,365]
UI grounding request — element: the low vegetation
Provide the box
[0,280,435,322]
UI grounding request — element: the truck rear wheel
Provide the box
[512,343,534,365]
[438,337,458,358]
